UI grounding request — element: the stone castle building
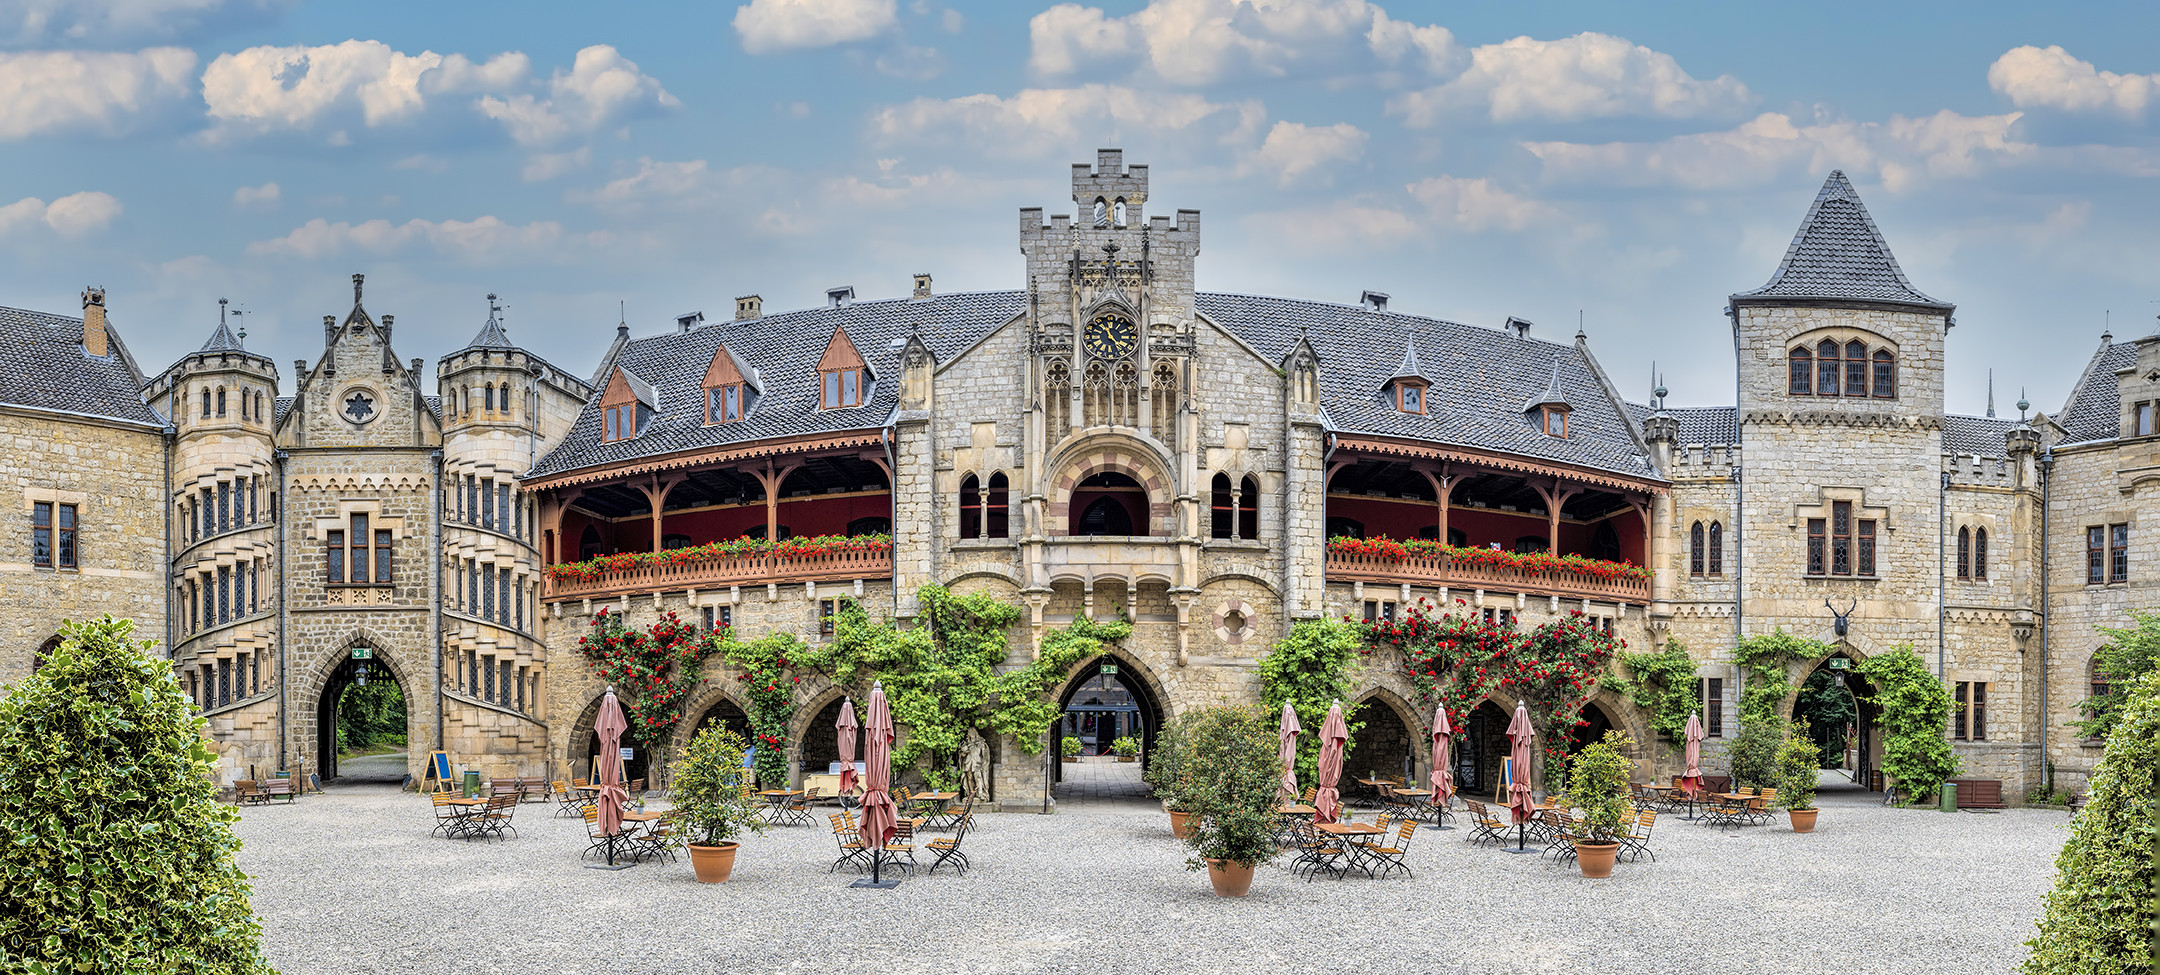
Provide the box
[0,151,2149,805]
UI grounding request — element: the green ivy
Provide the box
[2024,667,2159,972]
[1733,629,1829,724]
[1257,618,1365,787]
[1610,639,1699,747]
[2071,610,2160,741]
[0,617,274,975]
[1855,645,1960,803]
[711,628,806,789]
[1727,715,1787,790]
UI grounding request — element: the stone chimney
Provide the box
[826,285,855,309]
[735,295,761,321]
[80,288,108,356]
[912,273,932,300]
[1506,316,1533,340]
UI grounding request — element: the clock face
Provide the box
[1085,314,1138,360]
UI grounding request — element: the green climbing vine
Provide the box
[1732,629,1827,723]
[1856,645,1961,803]
[575,608,706,756]
[1257,618,1366,786]
[711,627,806,789]
[1609,639,1700,746]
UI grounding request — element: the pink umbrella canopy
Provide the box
[1505,701,1536,825]
[1682,711,1706,796]
[1429,703,1454,806]
[1275,702,1301,806]
[857,683,899,853]
[1314,701,1349,824]
[594,687,630,840]
[836,697,860,796]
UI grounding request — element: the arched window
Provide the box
[200,387,211,417]
[1690,522,1705,576]
[1844,340,1868,397]
[485,384,497,412]
[1816,339,1841,397]
[1326,517,1364,539]
[1973,528,1988,581]
[1113,198,1127,226]
[1707,521,1724,574]
[1237,475,1259,540]
[958,473,982,540]
[1045,359,1071,435]
[985,472,1010,538]
[1872,349,1896,398]
[2091,654,2112,702]
[1077,496,1131,535]
[1210,473,1233,539]
[256,391,264,420]
[216,387,227,416]
[1789,347,1813,395]
[1957,527,1971,580]
[1093,197,1108,227]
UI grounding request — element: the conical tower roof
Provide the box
[462,294,514,350]
[1731,171,1948,309]
[1522,357,1573,412]
[1385,335,1427,382]
[198,317,244,353]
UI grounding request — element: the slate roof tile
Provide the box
[1731,171,1947,309]
[0,304,162,426]
[2057,341,2138,443]
[1942,414,2016,456]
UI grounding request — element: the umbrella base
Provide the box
[1501,847,1539,854]
[584,862,636,871]
[848,876,901,889]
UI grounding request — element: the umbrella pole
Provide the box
[1503,820,1536,854]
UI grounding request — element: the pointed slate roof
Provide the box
[462,304,514,351]
[1731,171,1948,309]
[0,303,162,427]
[1386,336,1428,383]
[1522,358,1572,412]
[199,317,245,352]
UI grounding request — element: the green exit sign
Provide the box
[1100,664,1118,676]
[1828,658,1849,670]
[350,647,373,660]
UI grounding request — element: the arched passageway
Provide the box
[691,698,750,744]
[1051,656,1165,800]
[1793,653,1880,790]
[316,652,408,783]
[1564,701,1618,757]
[1456,700,1513,800]
[1349,697,1416,784]
[801,697,852,779]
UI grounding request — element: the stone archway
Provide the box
[1050,650,1170,802]
[1349,690,1420,785]
[1043,437,1176,539]
[301,633,414,784]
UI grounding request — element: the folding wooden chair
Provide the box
[1620,810,1658,862]
[1362,820,1419,878]
[925,813,974,877]
[1464,800,1507,846]
[829,813,870,874]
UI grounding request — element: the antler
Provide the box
[1844,598,1858,618]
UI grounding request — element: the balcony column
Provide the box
[1418,465,1452,546]
[1533,478,1580,555]
[751,461,803,543]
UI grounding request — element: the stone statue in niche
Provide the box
[959,728,991,800]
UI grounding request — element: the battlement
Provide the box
[1072,148,1148,225]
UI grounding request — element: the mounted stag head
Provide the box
[1825,598,1858,637]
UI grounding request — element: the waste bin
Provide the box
[1939,781,1957,812]
[463,769,481,798]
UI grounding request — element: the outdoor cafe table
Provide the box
[1317,821,1388,877]
[1278,804,1317,816]
[438,796,488,839]
[757,789,807,826]
[1389,787,1451,827]
[907,792,961,829]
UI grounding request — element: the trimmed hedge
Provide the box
[2023,668,2158,972]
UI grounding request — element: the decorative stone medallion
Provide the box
[341,388,378,425]
[1212,598,1253,645]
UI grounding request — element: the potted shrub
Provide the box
[669,725,767,882]
[1170,705,1282,897]
[1777,721,1822,832]
[1113,735,1140,762]
[1562,731,1636,879]
[1146,712,1200,838]
[1061,736,1083,763]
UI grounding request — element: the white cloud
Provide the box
[734,0,896,54]
[1406,175,1554,232]
[1989,45,2156,117]
[568,157,721,209]
[232,180,279,206]
[246,214,597,262]
[871,84,1264,156]
[0,47,193,138]
[0,0,290,46]
[0,190,122,237]
[1392,32,1749,124]
[1029,0,1454,85]
[1525,110,2031,192]
[201,40,526,133]
[1248,120,1366,185]
[521,147,589,182]
[476,45,677,147]
[1244,203,1419,250]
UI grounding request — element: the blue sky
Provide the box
[5,0,2159,416]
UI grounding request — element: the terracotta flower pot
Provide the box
[1117,755,1137,763]
[1169,808,1194,839]
[1789,808,1819,833]
[687,841,740,883]
[1206,858,1255,897]
[1573,841,1621,879]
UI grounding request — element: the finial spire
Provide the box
[352,272,364,306]
[2017,387,2030,422]
[1986,369,1995,418]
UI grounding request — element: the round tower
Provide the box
[149,300,282,775]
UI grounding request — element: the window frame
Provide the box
[1703,677,1724,738]
[2138,400,2156,437]
[1843,340,1868,398]
[1788,347,1812,395]
[1689,521,1705,577]
[1872,349,1896,398]
[1973,527,1987,581]
[1210,473,1233,539]
[2088,525,2106,585]
[2109,523,2129,584]
[958,473,982,540]
[1707,521,1723,576]
[1816,339,1841,397]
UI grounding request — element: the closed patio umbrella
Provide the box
[1680,711,1706,820]
[1504,701,1536,854]
[853,682,900,888]
[1314,700,1348,825]
[836,697,860,797]
[588,687,632,869]
[1430,703,1454,808]
[1275,702,1301,807]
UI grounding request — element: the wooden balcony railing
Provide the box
[1323,551,1651,603]
[544,547,892,602]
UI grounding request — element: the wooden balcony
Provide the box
[544,547,892,602]
[1323,551,1650,604]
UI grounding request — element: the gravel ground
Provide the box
[232,783,2067,975]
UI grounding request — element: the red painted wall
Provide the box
[1325,496,1644,564]
[556,494,893,560]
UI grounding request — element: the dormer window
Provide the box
[1540,406,1570,437]
[1394,380,1427,414]
[598,365,654,443]
[816,326,871,411]
[702,342,757,425]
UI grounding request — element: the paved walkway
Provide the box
[1052,755,1151,807]
[334,751,408,784]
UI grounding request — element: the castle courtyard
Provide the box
[232,777,2066,975]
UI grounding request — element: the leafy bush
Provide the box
[1060,736,1082,758]
[1775,722,1821,811]
[669,725,767,847]
[2071,610,2160,741]
[1855,646,1961,803]
[1145,711,1201,811]
[1733,630,1830,723]
[1111,735,1139,757]
[1727,716,1787,790]
[1611,639,1699,746]
[1563,731,1636,844]
[1257,618,1364,786]
[1170,705,1284,870]
[2024,668,2159,972]
[0,617,273,975]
